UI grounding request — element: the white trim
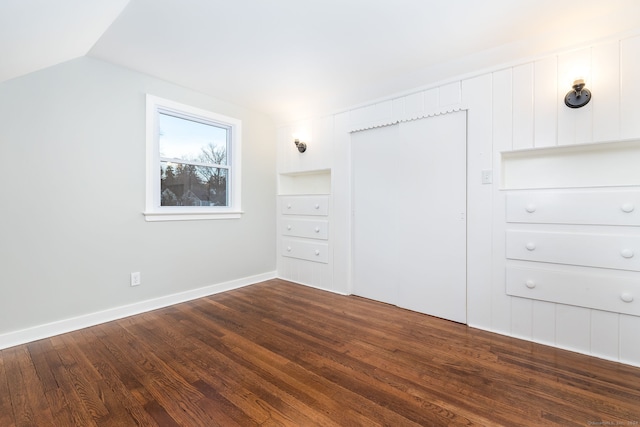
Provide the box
[0,271,277,350]
[276,276,349,296]
[349,106,463,133]
[143,210,244,221]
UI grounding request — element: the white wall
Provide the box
[0,57,277,346]
[277,34,640,367]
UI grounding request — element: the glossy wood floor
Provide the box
[2,279,639,426]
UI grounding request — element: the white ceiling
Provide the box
[2,0,640,122]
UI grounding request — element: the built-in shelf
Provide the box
[501,139,640,190]
[278,169,331,195]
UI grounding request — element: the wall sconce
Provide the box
[564,78,591,108]
[294,138,307,153]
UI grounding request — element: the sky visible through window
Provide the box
[159,112,227,163]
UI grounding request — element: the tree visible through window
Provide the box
[159,112,229,207]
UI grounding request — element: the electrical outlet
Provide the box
[130,272,141,287]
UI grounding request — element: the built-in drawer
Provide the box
[281,239,329,263]
[281,195,329,216]
[281,218,328,240]
[506,266,640,316]
[506,230,640,271]
[506,190,640,226]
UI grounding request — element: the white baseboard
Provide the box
[467,322,640,369]
[0,271,277,350]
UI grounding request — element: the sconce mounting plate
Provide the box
[564,88,591,108]
[294,139,307,153]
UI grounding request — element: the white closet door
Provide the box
[352,124,400,305]
[395,112,467,323]
[352,112,467,323]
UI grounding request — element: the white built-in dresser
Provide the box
[502,140,640,316]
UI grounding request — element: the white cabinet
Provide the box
[504,187,640,314]
[506,230,640,271]
[281,218,329,240]
[279,195,329,264]
[280,195,329,216]
[506,266,640,316]
[506,190,640,226]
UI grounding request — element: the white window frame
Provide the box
[144,95,242,221]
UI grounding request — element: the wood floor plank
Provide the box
[2,279,640,426]
[0,349,16,427]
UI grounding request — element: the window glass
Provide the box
[158,112,228,165]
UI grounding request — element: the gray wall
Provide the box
[0,57,277,335]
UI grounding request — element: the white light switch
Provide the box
[481,169,493,184]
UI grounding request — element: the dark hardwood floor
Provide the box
[1,279,639,426]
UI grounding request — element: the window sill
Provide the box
[143,210,244,222]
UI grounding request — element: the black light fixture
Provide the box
[294,138,307,153]
[564,78,591,108]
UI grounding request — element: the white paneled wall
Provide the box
[277,33,640,367]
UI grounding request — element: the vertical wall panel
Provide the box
[440,82,461,107]
[509,63,535,333]
[620,314,640,366]
[557,47,593,146]
[621,35,640,139]
[534,56,558,148]
[289,118,314,171]
[404,91,425,119]
[424,88,439,115]
[590,310,619,361]
[491,68,513,335]
[463,75,493,328]
[277,125,292,174]
[511,297,533,339]
[332,112,351,294]
[556,305,591,354]
[592,41,621,142]
[512,63,534,150]
[311,115,334,170]
[349,100,394,130]
[532,301,556,346]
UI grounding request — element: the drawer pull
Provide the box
[314,204,320,209]
[314,227,320,233]
[621,249,634,259]
[621,203,635,213]
[525,204,536,213]
[287,203,292,209]
[314,249,321,256]
[525,242,536,251]
[525,280,536,289]
[286,225,292,230]
[621,293,634,303]
[286,246,292,252]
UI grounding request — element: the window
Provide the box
[144,95,242,221]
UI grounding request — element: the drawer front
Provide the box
[506,190,640,226]
[281,218,328,240]
[506,230,640,271]
[282,239,329,263]
[506,266,640,316]
[281,196,329,216]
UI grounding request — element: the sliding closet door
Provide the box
[352,124,400,305]
[395,112,467,323]
[352,111,467,323]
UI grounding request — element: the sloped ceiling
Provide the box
[0,0,130,82]
[2,0,640,122]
